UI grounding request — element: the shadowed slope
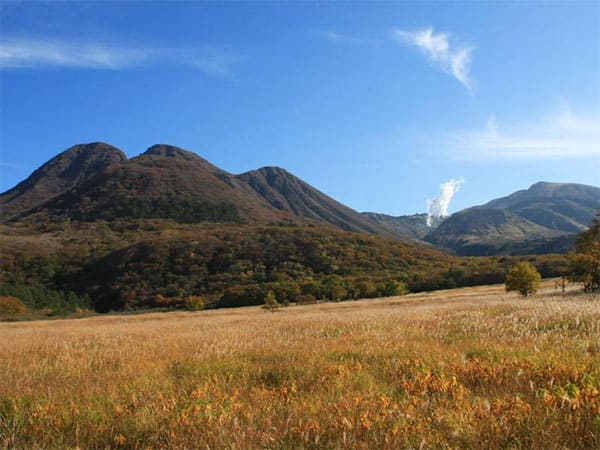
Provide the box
[238,166,396,237]
[38,144,283,223]
[0,142,126,220]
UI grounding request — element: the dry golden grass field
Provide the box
[1,280,599,449]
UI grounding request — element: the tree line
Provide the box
[1,213,597,316]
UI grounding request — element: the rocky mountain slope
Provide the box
[482,182,599,233]
[423,182,599,255]
[239,166,391,236]
[1,142,396,237]
[0,143,126,219]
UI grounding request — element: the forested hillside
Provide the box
[0,219,568,314]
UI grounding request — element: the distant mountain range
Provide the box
[423,182,599,255]
[2,142,598,255]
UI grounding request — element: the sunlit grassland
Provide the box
[1,280,599,449]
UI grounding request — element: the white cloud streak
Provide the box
[0,37,240,78]
[392,27,473,91]
[0,161,27,170]
[442,108,600,160]
[324,31,378,46]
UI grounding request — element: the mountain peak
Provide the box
[69,141,124,153]
[254,166,294,182]
[57,142,127,169]
[484,181,599,211]
[256,166,289,174]
[528,181,564,192]
[143,144,205,161]
[530,181,557,187]
[1,142,127,220]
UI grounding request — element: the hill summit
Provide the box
[1,142,126,219]
[1,142,397,238]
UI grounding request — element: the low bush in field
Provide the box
[0,296,29,316]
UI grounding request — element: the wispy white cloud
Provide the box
[440,107,600,160]
[324,31,379,46]
[0,37,241,78]
[392,27,473,92]
[0,38,150,69]
[0,161,27,170]
[557,106,600,133]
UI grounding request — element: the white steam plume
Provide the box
[427,178,465,226]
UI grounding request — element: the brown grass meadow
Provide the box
[1,280,599,449]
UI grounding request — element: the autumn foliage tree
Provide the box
[568,213,600,292]
[262,290,280,312]
[505,262,542,298]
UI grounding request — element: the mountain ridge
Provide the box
[238,166,394,237]
[2,143,597,256]
[0,143,396,238]
[423,182,600,255]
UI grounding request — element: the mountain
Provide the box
[0,143,126,220]
[238,166,394,237]
[482,182,600,233]
[3,144,597,257]
[424,208,565,256]
[362,212,443,240]
[36,144,288,223]
[424,182,600,256]
[1,143,395,237]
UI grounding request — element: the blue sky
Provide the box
[1,1,598,216]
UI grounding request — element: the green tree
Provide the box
[356,279,377,298]
[262,290,280,312]
[185,295,205,311]
[568,213,600,292]
[505,262,542,298]
[378,280,409,297]
[322,278,348,301]
[269,281,300,304]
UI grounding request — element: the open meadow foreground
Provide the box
[1,280,599,449]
